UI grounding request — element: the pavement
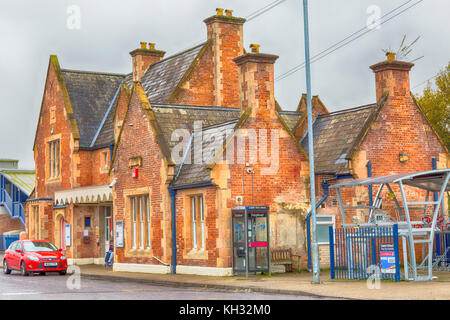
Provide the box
[77,264,450,300]
[3,252,450,300]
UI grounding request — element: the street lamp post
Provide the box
[302,0,320,284]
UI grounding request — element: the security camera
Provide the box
[246,168,254,174]
[109,178,117,188]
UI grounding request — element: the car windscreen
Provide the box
[23,241,58,252]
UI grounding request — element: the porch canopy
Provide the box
[54,184,112,205]
[329,169,450,192]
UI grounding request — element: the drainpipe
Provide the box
[366,161,373,206]
[306,174,353,271]
[169,188,177,274]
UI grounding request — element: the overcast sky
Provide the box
[0,0,448,169]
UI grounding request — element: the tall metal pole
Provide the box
[302,0,319,284]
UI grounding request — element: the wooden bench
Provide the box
[271,249,293,272]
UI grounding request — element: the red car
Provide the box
[3,240,67,276]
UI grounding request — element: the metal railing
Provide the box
[329,225,400,281]
[0,189,25,227]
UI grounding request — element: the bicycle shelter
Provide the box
[330,169,450,281]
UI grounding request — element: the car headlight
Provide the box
[28,256,40,262]
[60,256,66,260]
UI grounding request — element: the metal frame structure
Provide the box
[330,169,450,281]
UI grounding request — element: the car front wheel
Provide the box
[3,260,11,274]
[59,270,67,276]
[20,261,29,277]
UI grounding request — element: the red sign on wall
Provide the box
[132,167,139,178]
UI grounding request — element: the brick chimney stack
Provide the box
[204,8,246,108]
[233,44,279,120]
[370,53,414,102]
[130,42,166,81]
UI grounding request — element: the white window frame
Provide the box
[48,139,60,179]
[316,214,335,245]
[139,196,144,249]
[102,151,109,170]
[132,197,136,249]
[191,195,205,251]
[146,195,151,249]
[192,197,197,250]
[200,196,205,250]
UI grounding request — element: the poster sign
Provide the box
[64,223,71,247]
[115,220,124,248]
[380,244,396,274]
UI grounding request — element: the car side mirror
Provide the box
[15,249,21,253]
[59,248,63,252]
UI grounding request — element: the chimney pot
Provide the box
[225,9,233,17]
[130,42,166,81]
[250,44,260,53]
[216,8,224,16]
[386,52,396,61]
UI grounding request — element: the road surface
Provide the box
[0,270,328,300]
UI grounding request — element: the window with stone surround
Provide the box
[101,151,109,172]
[48,139,60,179]
[33,206,40,239]
[130,195,150,250]
[190,195,205,250]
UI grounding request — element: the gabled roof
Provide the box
[174,120,238,186]
[61,69,126,148]
[141,42,208,104]
[150,104,302,160]
[151,104,239,148]
[300,103,377,175]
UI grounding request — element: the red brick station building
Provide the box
[23,9,449,275]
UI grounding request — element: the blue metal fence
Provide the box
[0,234,20,251]
[329,224,400,282]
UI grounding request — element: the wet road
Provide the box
[0,270,326,300]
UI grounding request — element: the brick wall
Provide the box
[209,50,311,269]
[171,12,244,107]
[174,187,221,268]
[112,88,170,265]
[0,212,24,234]
[33,58,76,199]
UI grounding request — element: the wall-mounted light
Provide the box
[399,153,409,163]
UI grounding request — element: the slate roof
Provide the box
[174,120,238,186]
[278,110,303,130]
[61,70,125,148]
[151,104,240,150]
[58,43,304,187]
[141,43,207,104]
[300,104,377,175]
[93,97,120,148]
[160,105,303,186]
